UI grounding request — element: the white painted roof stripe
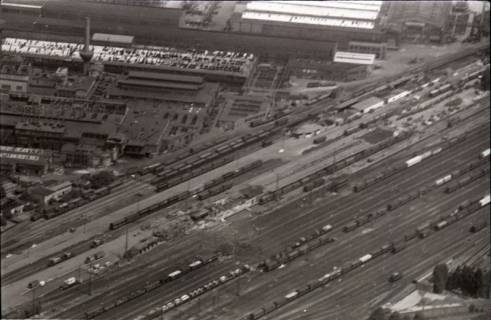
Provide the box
[242,11,375,29]
[270,1,382,12]
[246,2,379,20]
[334,51,376,65]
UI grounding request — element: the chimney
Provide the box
[79,17,94,75]
[85,17,90,51]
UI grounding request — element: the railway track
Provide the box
[44,125,490,320]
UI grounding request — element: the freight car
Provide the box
[48,252,73,266]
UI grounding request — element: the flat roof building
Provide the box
[92,33,134,47]
[0,145,51,175]
[351,96,384,113]
[231,0,387,46]
[333,51,376,65]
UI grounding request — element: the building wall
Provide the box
[387,1,452,29]
[0,74,29,93]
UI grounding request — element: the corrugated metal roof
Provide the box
[246,2,379,20]
[351,96,384,111]
[92,33,134,45]
[128,71,204,84]
[118,79,201,91]
[334,51,376,65]
[269,1,382,12]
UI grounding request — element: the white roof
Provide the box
[351,96,383,111]
[1,2,43,9]
[92,33,134,44]
[242,11,375,29]
[246,1,379,20]
[270,1,382,12]
[334,51,376,65]
[334,51,375,65]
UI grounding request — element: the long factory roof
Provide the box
[242,0,381,29]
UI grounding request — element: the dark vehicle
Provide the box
[27,280,40,289]
[261,140,273,147]
[389,272,403,282]
[91,239,104,248]
[313,136,327,144]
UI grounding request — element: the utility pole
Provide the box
[88,272,93,296]
[124,227,129,257]
[236,276,241,297]
[275,172,280,201]
[31,286,36,314]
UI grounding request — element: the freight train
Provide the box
[84,255,218,319]
[32,180,124,221]
[110,160,263,230]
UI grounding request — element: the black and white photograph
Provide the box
[0,1,489,320]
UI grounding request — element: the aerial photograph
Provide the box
[0,1,489,320]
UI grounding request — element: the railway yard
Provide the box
[0,3,490,320]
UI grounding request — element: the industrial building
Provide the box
[0,0,383,60]
[217,93,271,130]
[230,1,387,49]
[385,1,453,43]
[0,145,51,176]
[106,71,219,109]
[0,63,30,94]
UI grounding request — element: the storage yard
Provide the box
[0,1,490,320]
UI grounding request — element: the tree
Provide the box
[217,242,233,256]
[433,263,449,293]
[368,307,388,320]
[90,171,115,189]
[413,312,425,320]
[0,185,6,199]
[389,311,402,320]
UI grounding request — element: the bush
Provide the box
[90,171,115,189]
[369,307,388,320]
[433,263,449,293]
[468,304,476,313]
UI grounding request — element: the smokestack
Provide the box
[80,17,93,75]
[85,17,90,51]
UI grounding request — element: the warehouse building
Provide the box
[91,33,134,47]
[29,181,72,206]
[0,63,30,94]
[0,145,51,175]
[351,96,384,114]
[107,71,219,109]
[217,93,271,130]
